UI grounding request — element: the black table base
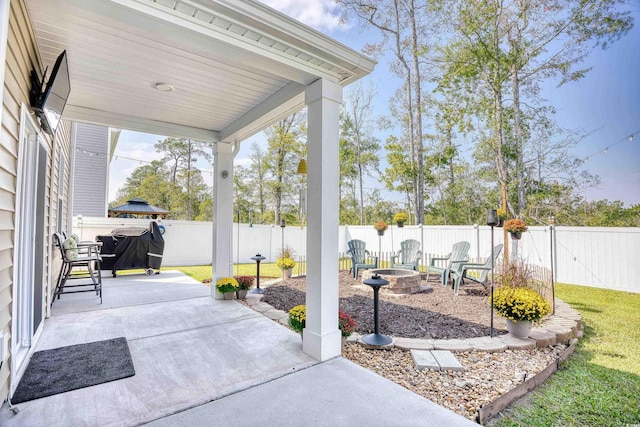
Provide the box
[362,333,392,346]
[362,274,392,347]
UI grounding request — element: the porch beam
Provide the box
[220,82,305,143]
[63,105,219,142]
[303,78,342,361]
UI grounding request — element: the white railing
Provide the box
[72,217,640,293]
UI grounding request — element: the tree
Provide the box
[342,83,380,224]
[264,113,306,225]
[381,134,418,219]
[432,0,632,219]
[155,137,213,220]
[233,164,253,223]
[247,142,269,223]
[339,0,429,223]
[339,110,359,223]
[114,160,170,206]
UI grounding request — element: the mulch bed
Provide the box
[262,271,507,339]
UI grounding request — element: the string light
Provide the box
[112,153,214,175]
[579,128,638,163]
[76,148,100,156]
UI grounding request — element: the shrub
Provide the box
[215,277,239,294]
[288,305,306,333]
[338,310,358,337]
[490,286,551,321]
[276,257,296,270]
[393,212,409,223]
[234,275,254,290]
[277,245,296,259]
[496,260,537,289]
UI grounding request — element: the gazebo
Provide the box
[108,198,170,219]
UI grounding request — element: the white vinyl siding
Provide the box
[0,0,72,402]
[72,123,109,217]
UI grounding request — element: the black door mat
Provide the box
[12,337,135,403]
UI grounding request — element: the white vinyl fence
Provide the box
[72,216,639,293]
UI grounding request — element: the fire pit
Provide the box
[362,268,421,294]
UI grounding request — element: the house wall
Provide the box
[0,0,72,402]
[72,123,109,217]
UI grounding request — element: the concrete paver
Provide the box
[528,328,557,347]
[465,336,508,353]
[432,350,465,372]
[432,338,473,352]
[263,309,288,320]
[411,349,441,371]
[251,302,275,313]
[395,337,435,350]
[499,335,537,350]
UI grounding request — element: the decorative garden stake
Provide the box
[486,209,499,337]
[362,274,392,346]
[250,253,266,294]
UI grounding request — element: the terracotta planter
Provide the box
[510,231,522,240]
[236,289,248,300]
[223,292,235,300]
[506,319,531,338]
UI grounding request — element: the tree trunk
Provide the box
[512,64,526,216]
[409,0,425,225]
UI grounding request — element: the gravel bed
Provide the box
[258,271,566,422]
[343,343,567,421]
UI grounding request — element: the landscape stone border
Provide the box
[245,287,584,355]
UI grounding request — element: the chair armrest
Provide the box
[466,265,491,272]
[429,254,450,266]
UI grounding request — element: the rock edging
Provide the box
[245,293,583,354]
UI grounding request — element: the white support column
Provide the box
[212,142,234,299]
[303,79,342,360]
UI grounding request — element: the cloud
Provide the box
[258,0,346,32]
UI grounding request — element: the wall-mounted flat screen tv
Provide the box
[30,50,71,136]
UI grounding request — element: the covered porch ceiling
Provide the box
[26,0,375,143]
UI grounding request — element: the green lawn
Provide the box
[490,283,640,426]
[172,263,296,283]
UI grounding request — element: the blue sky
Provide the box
[111,0,639,206]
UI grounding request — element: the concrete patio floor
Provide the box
[0,270,476,426]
